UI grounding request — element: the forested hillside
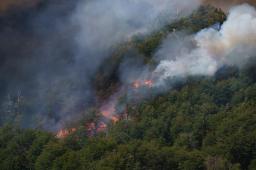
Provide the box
[94,5,226,99]
[0,2,255,170]
[0,59,255,170]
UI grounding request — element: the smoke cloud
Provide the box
[0,0,200,131]
[73,0,200,63]
[153,4,256,86]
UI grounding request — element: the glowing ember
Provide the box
[144,80,153,87]
[132,79,154,89]
[56,88,127,139]
[86,121,110,135]
[56,128,77,139]
[85,122,97,136]
[111,115,119,123]
[97,122,107,132]
[132,81,140,88]
[101,109,120,123]
[86,122,96,132]
[100,97,120,123]
[101,108,115,119]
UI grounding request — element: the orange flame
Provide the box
[111,115,119,123]
[56,128,76,139]
[132,80,140,88]
[85,122,96,136]
[132,79,154,89]
[56,99,121,139]
[97,122,107,132]
[144,80,153,87]
[56,84,140,139]
[100,98,120,124]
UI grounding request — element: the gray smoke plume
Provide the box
[153,4,256,86]
[72,0,200,64]
[0,0,201,131]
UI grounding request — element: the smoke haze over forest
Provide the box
[0,0,255,131]
[0,0,200,130]
[1,0,256,14]
[0,1,255,170]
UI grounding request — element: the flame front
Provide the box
[144,80,153,87]
[56,79,153,139]
[132,79,154,89]
[56,128,77,139]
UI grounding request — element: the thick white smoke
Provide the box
[38,0,200,130]
[154,4,256,86]
[72,0,200,63]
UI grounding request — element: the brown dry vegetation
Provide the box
[202,0,256,11]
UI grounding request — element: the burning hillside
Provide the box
[0,0,233,132]
[56,79,154,138]
[0,0,255,137]
[55,3,256,139]
[132,80,154,89]
[0,0,255,169]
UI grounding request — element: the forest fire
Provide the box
[100,103,116,120]
[85,122,108,136]
[144,80,154,87]
[100,96,120,122]
[56,128,77,139]
[97,122,108,132]
[132,79,154,89]
[56,79,154,139]
[56,99,119,138]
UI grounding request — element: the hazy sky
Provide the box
[0,0,41,14]
[1,0,256,14]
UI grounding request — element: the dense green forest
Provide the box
[1,60,255,170]
[94,5,226,99]
[0,5,255,170]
